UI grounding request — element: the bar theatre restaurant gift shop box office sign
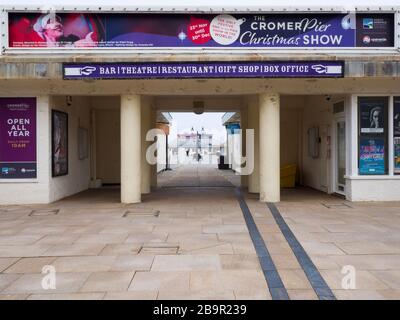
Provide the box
[1,5,400,204]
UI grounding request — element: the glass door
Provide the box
[336,120,346,194]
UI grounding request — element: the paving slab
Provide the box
[129,271,190,292]
[3,273,90,294]
[151,255,222,271]
[0,258,19,272]
[111,255,154,272]
[52,256,117,273]
[80,271,135,292]
[3,257,56,274]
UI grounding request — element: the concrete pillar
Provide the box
[89,109,102,188]
[150,108,157,188]
[248,96,260,193]
[90,109,97,182]
[141,97,152,194]
[121,95,141,203]
[225,128,230,167]
[259,93,280,202]
[241,107,248,188]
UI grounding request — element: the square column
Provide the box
[259,93,280,202]
[141,97,152,194]
[240,106,248,188]
[121,95,141,203]
[248,95,260,193]
[150,108,158,188]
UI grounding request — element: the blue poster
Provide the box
[359,138,385,175]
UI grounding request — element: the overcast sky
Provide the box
[169,112,227,145]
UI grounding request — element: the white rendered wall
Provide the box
[0,95,51,204]
[90,96,120,184]
[280,96,303,168]
[95,109,121,184]
[48,96,91,202]
[347,178,400,201]
[301,95,335,193]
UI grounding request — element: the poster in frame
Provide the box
[394,97,400,136]
[52,110,68,177]
[394,137,400,174]
[359,97,387,134]
[359,137,386,175]
[0,97,37,179]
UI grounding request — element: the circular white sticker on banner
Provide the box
[210,14,245,45]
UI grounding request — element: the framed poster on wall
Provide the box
[394,97,400,136]
[359,98,386,134]
[0,97,37,179]
[358,97,388,175]
[359,137,386,175]
[394,137,400,174]
[52,110,68,177]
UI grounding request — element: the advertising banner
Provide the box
[359,137,386,175]
[8,12,394,49]
[356,14,395,47]
[0,98,37,179]
[63,61,344,80]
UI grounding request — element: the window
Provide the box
[358,97,388,175]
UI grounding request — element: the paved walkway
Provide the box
[0,164,399,300]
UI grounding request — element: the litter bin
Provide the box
[218,155,230,170]
[281,164,297,188]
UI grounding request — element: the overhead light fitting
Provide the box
[193,101,204,115]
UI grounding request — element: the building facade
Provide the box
[1,2,400,204]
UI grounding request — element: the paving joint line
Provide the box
[234,188,289,300]
[266,202,336,300]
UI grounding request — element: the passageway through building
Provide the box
[33,93,347,205]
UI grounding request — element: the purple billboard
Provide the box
[63,61,344,80]
[0,98,37,179]
[8,12,394,48]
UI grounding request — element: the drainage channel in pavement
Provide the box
[235,188,290,300]
[236,188,336,300]
[266,202,336,300]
